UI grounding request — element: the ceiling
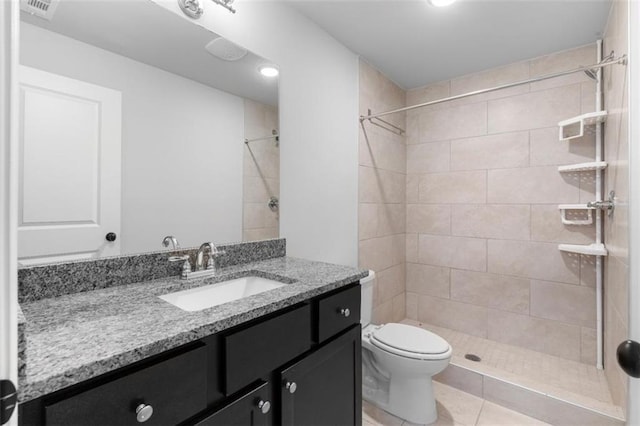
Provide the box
[289,0,612,90]
[21,0,279,105]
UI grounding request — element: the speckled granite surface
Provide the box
[18,256,367,402]
[18,238,286,303]
[18,306,26,381]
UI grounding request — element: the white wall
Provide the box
[153,0,360,266]
[20,23,244,254]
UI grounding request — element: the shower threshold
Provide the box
[401,319,625,425]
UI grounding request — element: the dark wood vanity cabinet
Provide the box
[280,326,361,426]
[19,283,362,426]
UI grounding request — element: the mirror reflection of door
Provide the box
[18,66,122,265]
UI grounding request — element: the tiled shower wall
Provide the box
[242,99,279,241]
[404,45,602,364]
[358,60,406,323]
[603,0,630,411]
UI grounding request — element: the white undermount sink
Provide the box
[159,276,286,312]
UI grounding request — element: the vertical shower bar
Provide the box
[595,39,604,370]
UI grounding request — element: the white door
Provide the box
[18,66,121,264]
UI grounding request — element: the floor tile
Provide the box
[476,401,552,426]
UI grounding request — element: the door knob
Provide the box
[105,232,117,242]
[257,400,271,414]
[285,381,297,394]
[135,404,153,423]
[617,340,640,378]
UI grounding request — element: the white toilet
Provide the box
[360,271,452,425]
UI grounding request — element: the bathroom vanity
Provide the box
[17,240,367,425]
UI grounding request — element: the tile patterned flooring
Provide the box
[401,319,623,419]
[363,382,551,426]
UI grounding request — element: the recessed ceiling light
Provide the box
[429,0,456,6]
[259,65,279,77]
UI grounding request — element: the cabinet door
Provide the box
[195,382,272,426]
[280,326,361,426]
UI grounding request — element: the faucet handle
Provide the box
[168,254,189,262]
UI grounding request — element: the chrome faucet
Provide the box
[182,242,226,280]
[162,236,189,262]
[195,242,217,271]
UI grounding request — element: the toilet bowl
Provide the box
[360,272,452,425]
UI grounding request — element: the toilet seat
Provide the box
[370,323,451,361]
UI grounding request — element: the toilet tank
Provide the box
[360,271,375,327]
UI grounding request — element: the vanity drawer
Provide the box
[195,381,272,426]
[224,304,311,395]
[316,284,360,342]
[44,345,207,426]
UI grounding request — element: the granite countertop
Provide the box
[18,256,368,402]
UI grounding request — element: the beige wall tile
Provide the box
[243,176,279,203]
[530,280,596,327]
[392,293,406,323]
[529,126,596,167]
[581,327,597,365]
[359,203,378,240]
[406,80,450,109]
[420,171,487,204]
[451,204,530,240]
[406,233,418,263]
[377,264,405,303]
[450,132,529,171]
[377,203,405,236]
[488,310,581,360]
[450,270,529,314]
[407,204,451,235]
[406,174,420,203]
[488,166,580,204]
[530,204,596,244]
[243,228,278,241]
[581,81,597,114]
[373,299,393,324]
[418,295,488,338]
[407,141,450,173]
[243,203,278,229]
[529,44,597,92]
[488,239,580,284]
[406,262,450,299]
[580,255,597,287]
[606,256,629,324]
[406,292,418,320]
[359,166,406,204]
[359,236,394,272]
[487,84,581,134]
[419,234,487,272]
[244,147,279,179]
[450,61,530,102]
[360,135,406,174]
[417,102,487,143]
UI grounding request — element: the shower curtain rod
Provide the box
[244,134,279,144]
[360,54,627,122]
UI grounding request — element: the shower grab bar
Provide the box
[360,53,627,122]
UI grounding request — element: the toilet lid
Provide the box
[371,323,450,355]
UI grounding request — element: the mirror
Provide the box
[18,0,280,265]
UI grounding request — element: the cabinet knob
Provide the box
[285,381,297,394]
[340,308,351,317]
[135,404,153,423]
[257,400,271,414]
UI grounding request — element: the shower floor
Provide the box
[401,319,625,421]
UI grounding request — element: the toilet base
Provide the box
[386,374,437,424]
